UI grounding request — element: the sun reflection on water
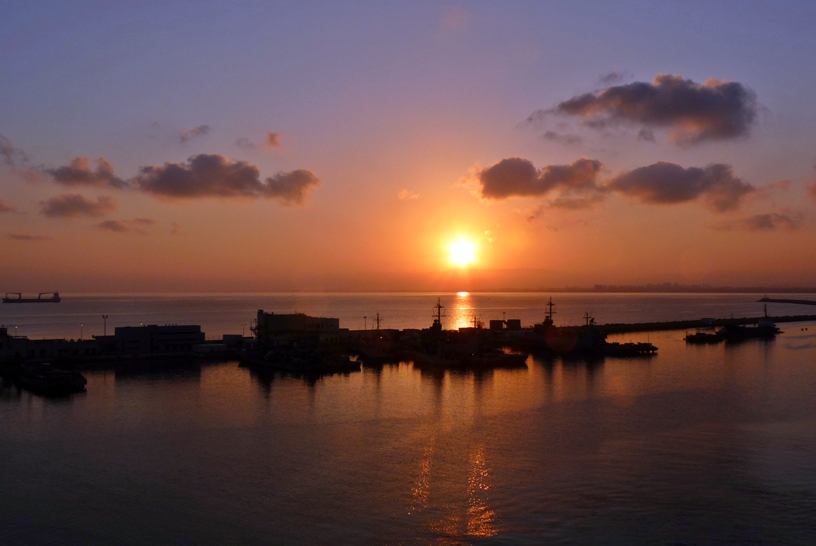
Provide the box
[452,292,476,330]
[409,435,435,515]
[466,444,497,537]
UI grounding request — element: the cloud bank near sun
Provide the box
[468,157,756,213]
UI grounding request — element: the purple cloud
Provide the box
[179,125,211,143]
[536,74,758,145]
[47,157,127,188]
[607,162,754,212]
[40,194,117,218]
[476,157,602,200]
[134,153,320,204]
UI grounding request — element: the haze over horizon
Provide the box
[2,1,816,293]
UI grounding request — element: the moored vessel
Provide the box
[3,292,61,303]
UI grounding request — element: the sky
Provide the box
[1,0,816,292]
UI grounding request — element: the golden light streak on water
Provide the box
[466,444,497,537]
[409,435,435,515]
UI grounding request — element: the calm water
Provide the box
[2,293,816,545]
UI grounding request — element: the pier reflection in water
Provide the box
[2,325,816,543]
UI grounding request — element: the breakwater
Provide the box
[758,297,816,306]
[599,314,816,334]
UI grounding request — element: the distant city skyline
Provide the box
[2,1,816,292]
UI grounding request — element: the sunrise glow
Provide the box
[449,239,476,267]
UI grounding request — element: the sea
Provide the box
[2,293,816,545]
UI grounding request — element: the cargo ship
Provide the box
[3,292,61,303]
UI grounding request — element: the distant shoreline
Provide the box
[19,286,816,297]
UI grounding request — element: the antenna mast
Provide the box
[433,298,445,327]
[546,297,556,320]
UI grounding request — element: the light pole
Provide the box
[363,316,367,330]
[241,323,246,337]
[80,323,84,341]
[102,315,108,336]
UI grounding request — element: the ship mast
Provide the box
[433,298,445,327]
[545,297,556,321]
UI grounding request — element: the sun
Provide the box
[449,239,476,267]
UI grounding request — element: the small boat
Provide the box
[603,341,659,356]
[716,305,781,342]
[13,363,86,395]
[3,292,61,303]
[717,323,779,342]
[684,331,722,344]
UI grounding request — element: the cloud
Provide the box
[542,74,758,145]
[47,157,127,188]
[754,179,791,200]
[265,132,281,148]
[607,162,754,212]
[598,70,630,85]
[525,194,605,222]
[96,220,129,233]
[0,198,16,213]
[179,125,211,143]
[7,233,52,242]
[637,129,655,142]
[96,218,155,234]
[264,169,321,204]
[550,194,606,210]
[542,131,582,145]
[235,137,255,149]
[398,188,419,200]
[808,181,816,200]
[134,153,320,204]
[714,212,803,231]
[0,134,29,168]
[769,179,791,192]
[468,157,757,214]
[40,194,117,218]
[476,157,602,200]
[235,132,283,150]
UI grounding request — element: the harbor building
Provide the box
[0,324,208,365]
[253,310,347,346]
[113,325,205,355]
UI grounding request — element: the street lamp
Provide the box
[102,315,108,336]
[241,323,246,337]
[80,323,84,341]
